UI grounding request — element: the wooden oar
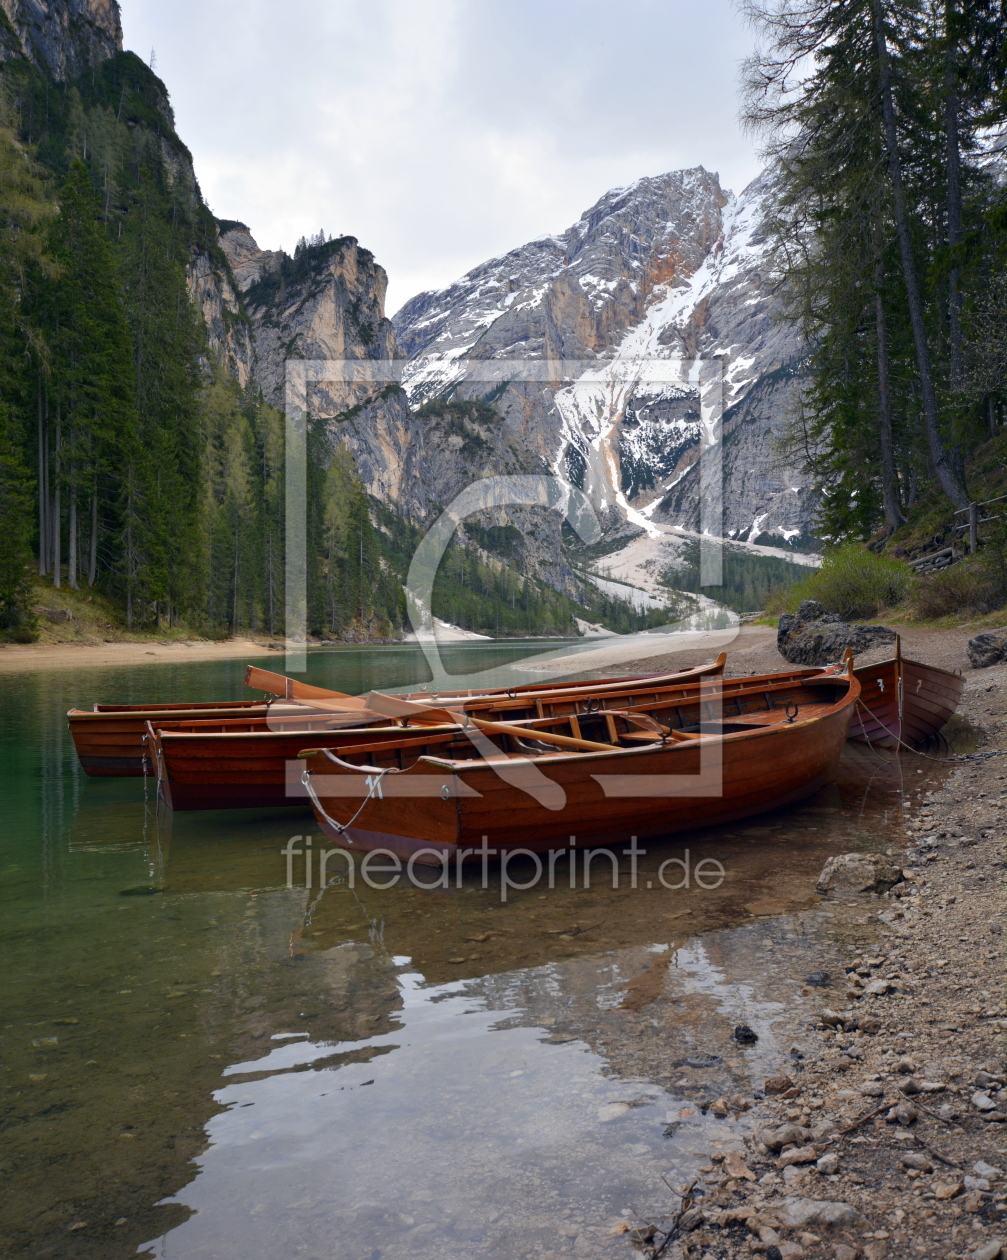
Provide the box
[244,665,363,703]
[244,666,377,709]
[365,691,620,753]
[248,652,728,707]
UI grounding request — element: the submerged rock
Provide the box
[777,600,896,666]
[816,852,903,895]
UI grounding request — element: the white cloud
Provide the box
[122,0,760,315]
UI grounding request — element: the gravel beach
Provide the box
[600,627,1006,1260]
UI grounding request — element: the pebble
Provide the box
[859,1081,885,1096]
[974,1090,997,1110]
[965,1175,992,1192]
[934,1180,964,1199]
[900,1153,933,1172]
[894,1101,920,1124]
[765,1075,796,1095]
[777,1145,819,1169]
[778,1199,863,1230]
[969,1243,1004,1260]
[900,1075,922,1095]
[816,1152,839,1174]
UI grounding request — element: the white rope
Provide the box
[300,765,390,839]
[855,698,1004,764]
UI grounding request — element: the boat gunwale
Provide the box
[307,675,861,775]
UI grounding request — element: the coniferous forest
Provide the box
[743,0,1007,543]
[0,50,662,642]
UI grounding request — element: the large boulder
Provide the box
[816,852,903,895]
[777,600,896,666]
[967,633,1007,669]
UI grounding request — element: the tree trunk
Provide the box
[88,476,98,586]
[53,417,61,588]
[68,490,78,589]
[945,9,964,390]
[37,382,46,576]
[267,532,274,635]
[232,537,239,632]
[874,220,907,529]
[872,0,969,510]
[126,517,132,629]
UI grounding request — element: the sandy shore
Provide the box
[0,637,276,673]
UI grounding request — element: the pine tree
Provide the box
[39,161,136,590]
[742,0,1007,533]
[0,404,34,632]
[118,171,204,626]
[0,80,52,624]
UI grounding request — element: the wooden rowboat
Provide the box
[297,667,861,863]
[145,711,409,811]
[850,637,963,749]
[70,655,727,780]
[146,657,769,813]
[67,700,281,777]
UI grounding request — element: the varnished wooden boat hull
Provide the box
[149,721,417,811]
[68,657,727,779]
[147,665,820,813]
[849,648,963,749]
[68,702,272,776]
[301,676,859,862]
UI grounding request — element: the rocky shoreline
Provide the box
[631,658,1006,1260]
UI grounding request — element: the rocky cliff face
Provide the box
[187,247,255,388]
[0,0,121,79]
[218,227,431,515]
[394,167,815,554]
[0,0,254,386]
[217,224,593,593]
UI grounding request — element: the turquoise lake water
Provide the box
[0,641,945,1259]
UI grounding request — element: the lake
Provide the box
[0,641,948,1258]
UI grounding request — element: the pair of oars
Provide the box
[246,664,647,753]
[363,691,621,753]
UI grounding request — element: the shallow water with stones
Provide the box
[0,642,971,1259]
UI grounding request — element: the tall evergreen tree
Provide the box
[0,80,51,627]
[38,161,136,590]
[118,171,203,625]
[742,0,1007,535]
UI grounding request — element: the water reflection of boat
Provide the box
[300,668,860,863]
[850,638,963,750]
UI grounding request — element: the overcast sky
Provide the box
[120,0,761,316]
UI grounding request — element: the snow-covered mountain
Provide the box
[394,167,815,558]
